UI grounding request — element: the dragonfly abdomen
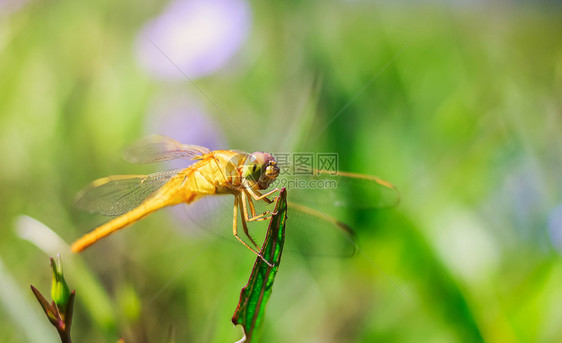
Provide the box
[70,191,180,252]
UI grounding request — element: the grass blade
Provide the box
[231,188,288,342]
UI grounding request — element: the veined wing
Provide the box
[123,135,211,164]
[276,169,400,209]
[75,169,184,216]
[174,167,398,257]
[286,201,357,257]
[175,193,357,257]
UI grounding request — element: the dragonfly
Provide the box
[71,135,399,266]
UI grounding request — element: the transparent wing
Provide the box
[285,201,357,257]
[173,193,357,257]
[75,169,184,216]
[275,169,400,209]
[123,135,211,164]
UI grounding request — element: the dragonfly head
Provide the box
[241,152,279,190]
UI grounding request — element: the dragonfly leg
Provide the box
[245,185,280,204]
[259,196,274,205]
[233,196,274,267]
[245,191,258,217]
[238,195,259,248]
[242,191,277,222]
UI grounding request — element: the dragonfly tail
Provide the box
[71,194,176,252]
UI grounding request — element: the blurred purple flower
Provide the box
[505,164,547,232]
[548,205,562,253]
[0,0,29,15]
[480,161,549,248]
[136,0,251,80]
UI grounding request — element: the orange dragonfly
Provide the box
[72,135,399,265]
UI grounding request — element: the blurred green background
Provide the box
[2,0,562,342]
